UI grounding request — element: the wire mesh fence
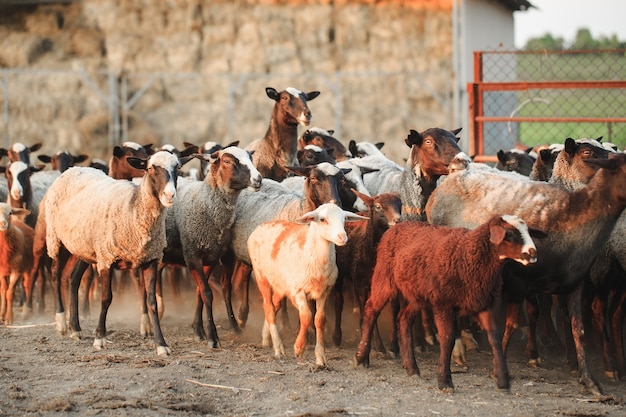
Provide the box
[469,49,626,160]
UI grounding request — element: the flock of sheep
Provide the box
[0,86,625,397]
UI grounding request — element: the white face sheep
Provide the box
[425,153,626,396]
[248,203,367,367]
[0,203,33,325]
[43,151,180,356]
[354,214,542,392]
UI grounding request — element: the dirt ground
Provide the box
[1,277,625,417]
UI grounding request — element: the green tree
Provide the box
[572,28,598,50]
[524,33,565,51]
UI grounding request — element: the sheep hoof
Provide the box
[93,337,107,350]
[527,357,542,367]
[439,386,454,394]
[70,330,82,341]
[604,370,619,381]
[424,335,435,346]
[156,346,171,356]
[55,313,67,336]
[207,340,220,349]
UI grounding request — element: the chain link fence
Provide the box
[469,49,626,161]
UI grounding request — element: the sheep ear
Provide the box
[126,157,148,171]
[266,87,280,101]
[564,138,577,154]
[327,129,334,135]
[10,207,30,219]
[350,189,373,207]
[226,140,240,148]
[489,224,506,245]
[375,142,385,150]
[113,146,126,158]
[29,143,43,152]
[451,127,462,136]
[360,166,379,175]
[348,140,357,156]
[345,212,369,222]
[74,154,89,164]
[178,155,197,167]
[305,91,320,101]
[294,211,317,224]
[286,165,311,177]
[405,129,423,148]
[38,155,52,163]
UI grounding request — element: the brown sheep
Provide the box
[354,215,542,392]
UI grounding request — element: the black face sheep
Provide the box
[248,203,367,367]
[354,215,541,392]
[181,140,240,180]
[495,147,535,176]
[348,140,387,159]
[161,146,262,348]
[37,151,89,172]
[0,203,33,325]
[298,127,351,162]
[108,141,154,180]
[297,145,336,167]
[425,153,626,395]
[43,151,180,356]
[248,87,320,181]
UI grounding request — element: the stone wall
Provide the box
[0,0,454,164]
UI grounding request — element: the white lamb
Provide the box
[248,203,366,367]
[43,151,180,356]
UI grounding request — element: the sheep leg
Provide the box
[68,260,89,340]
[524,295,541,366]
[5,273,20,325]
[132,268,152,338]
[189,261,220,348]
[218,259,242,333]
[591,288,617,380]
[0,275,7,322]
[192,287,206,341]
[256,274,285,358]
[50,249,71,336]
[314,287,332,367]
[558,294,578,370]
[433,309,455,392]
[332,277,343,347]
[142,262,170,356]
[610,289,626,377]
[476,309,510,391]
[93,267,113,350]
[354,286,390,367]
[80,266,95,319]
[231,260,252,327]
[388,296,401,358]
[565,285,603,396]
[292,291,313,360]
[501,300,522,355]
[398,302,420,377]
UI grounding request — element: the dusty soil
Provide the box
[1,279,625,417]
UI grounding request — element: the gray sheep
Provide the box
[162,146,262,348]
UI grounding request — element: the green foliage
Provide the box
[524,28,626,50]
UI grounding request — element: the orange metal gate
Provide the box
[467,50,626,163]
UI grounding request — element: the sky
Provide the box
[513,0,626,48]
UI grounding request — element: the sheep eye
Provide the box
[375,204,382,212]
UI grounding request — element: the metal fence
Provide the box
[468,49,626,162]
[0,68,452,163]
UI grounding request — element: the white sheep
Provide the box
[43,151,180,356]
[248,202,367,367]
